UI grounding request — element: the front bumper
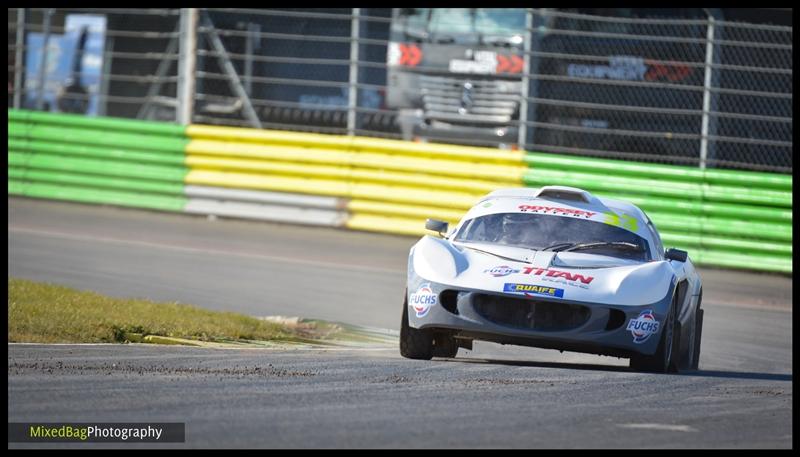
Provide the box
[407,280,675,358]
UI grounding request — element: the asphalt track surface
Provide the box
[8,197,794,448]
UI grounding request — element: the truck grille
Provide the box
[420,75,521,125]
[473,294,591,331]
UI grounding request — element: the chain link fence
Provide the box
[8,8,792,172]
[525,8,792,172]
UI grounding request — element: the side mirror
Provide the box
[425,219,449,237]
[664,248,688,262]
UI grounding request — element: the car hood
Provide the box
[410,236,675,306]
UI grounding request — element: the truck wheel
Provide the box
[400,294,433,360]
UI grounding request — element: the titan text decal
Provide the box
[485,266,594,289]
[521,267,594,284]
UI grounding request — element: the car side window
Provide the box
[644,217,664,260]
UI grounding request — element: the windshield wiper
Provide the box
[541,242,576,252]
[561,241,644,253]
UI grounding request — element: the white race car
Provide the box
[401,186,704,373]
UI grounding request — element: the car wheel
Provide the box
[630,298,679,373]
[400,293,434,360]
[691,290,704,370]
[432,333,459,358]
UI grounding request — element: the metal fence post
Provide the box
[525,9,547,149]
[347,8,360,136]
[177,8,198,125]
[97,33,114,117]
[517,8,533,150]
[244,22,260,96]
[13,8,25,109]
[699,15,715,170]
[35,8,53,111]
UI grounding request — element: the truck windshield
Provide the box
[454,212,651,261]
[395,8,526,38]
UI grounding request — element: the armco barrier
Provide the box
[8,110,188,212]
[7,109,792,273]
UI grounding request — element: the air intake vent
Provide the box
[605,308,627,331]
[536,186,592,203]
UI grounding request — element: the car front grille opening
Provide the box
[605,308,627,331]
[439,290,459,315]
[473,294,590,331]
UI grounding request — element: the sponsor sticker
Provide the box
[409,284,437,318]
[602,211,639,232]
[521,267,594,289]
[518,205,596,219]
[626,309,661,344]
[503,283,564,298]
[484,265,521,277]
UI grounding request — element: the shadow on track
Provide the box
[440,357,792,381]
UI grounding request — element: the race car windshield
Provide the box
[454,212,651,261]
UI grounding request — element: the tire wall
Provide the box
[8,109,792,273]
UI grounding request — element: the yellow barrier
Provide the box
[186,125,354,150]
[347,199,465,224]
[346,214,434,237]
[186,155,509,193]
[186,125,526,164]
[186,139,525,182]
[186,169,484,210]
[185,123,529,236]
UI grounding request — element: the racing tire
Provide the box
[629,298,679,373]
[432,333,459,358]
[400,295,434,360]
[691,305,704,371]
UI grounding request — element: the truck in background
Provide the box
[386,8,527,148]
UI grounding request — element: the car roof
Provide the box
[461,186,652,240]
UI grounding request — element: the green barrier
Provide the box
[8,109,188,213]
[690,249,792,274]
[9,152,187,183]
[593,192,792,223]
[524,148,791,274]
[524,152,792,190]
[8,138,186,166]
[523,168,792,207]
[9,167,185,195]
[646,211,791,243]
[9,123,188,154]
[8,109,186,137]
[659,231,791,256]
[8,180,186,212]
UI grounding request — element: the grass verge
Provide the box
[8,278,342,346]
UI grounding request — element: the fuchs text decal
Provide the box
[409,284,437,318]
[503,283,564,298]
[518,205,596,219]
[485,265,521,277]
[626,309,660,344]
